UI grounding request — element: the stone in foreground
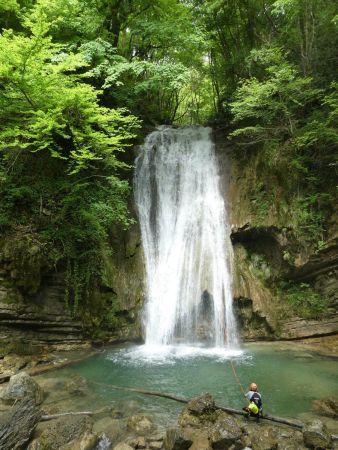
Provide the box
[302,419,332,449]
[0,371,43,405]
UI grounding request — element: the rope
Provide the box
[229,358,248,401]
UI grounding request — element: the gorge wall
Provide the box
[0,222,144,355]
[1,128,337,354]
[214,131,338,345]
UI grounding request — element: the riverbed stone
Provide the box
[0,371,43,405]
[313,397,338,418]
[126,436,147,449]
[59,431,98,450]
[149,431,166,442]
[187,393,216,416]
[178,408,202,428]
[65,375,88,396]
[128,414,154,435]
[189,435,212,450]
[208,411,242,449]
[113,443,134,450]
[274,429,306,450]
[136,436,147,448]
[302,419,332,449]
[249,425,278,450]
[163,427,193,450]
[93,417,125,441]
[33,415,93,449]
[149,440,163,449]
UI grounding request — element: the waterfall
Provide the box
[134,126,238,348]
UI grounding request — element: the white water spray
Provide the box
[134,126,238,348]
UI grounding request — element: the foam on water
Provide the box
[106,344,244,367]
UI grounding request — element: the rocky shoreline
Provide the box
[0,366,337,450]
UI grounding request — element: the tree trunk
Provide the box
[89,381,305,429]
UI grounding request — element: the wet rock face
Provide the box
[208,411,242,449]
[303,419,332,449]
[186,393,216,416]
[0,371,43,405]
[0,223,144,353]
[217,128,338,343]
[163,427,193,450]
[231,231,338,341]
[167,395,243,450]
[249,426,278,450]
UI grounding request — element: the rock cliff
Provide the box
[214,130,338,343]
[1,128,337,353]
[0,223,144,355]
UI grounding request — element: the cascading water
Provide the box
[134,126,238,348]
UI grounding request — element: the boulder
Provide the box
[187,393,216,416]
[0,371,43,405]
[128,414,154,435]
[303,419,332,449]
[178,395,217,430]
[249,426,278,450]
[177,395,243,450]
[208,411,242,449]
[65,375,88,396]
[313,397,338,418]
[163,427,193,450]
[274,429,306,450]
[178,409,202,428]
[59,432,98,450]
[31,415,93,450]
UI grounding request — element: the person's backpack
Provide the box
[250,392,262,409]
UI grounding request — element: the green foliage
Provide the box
[0,0,337,328]
[250,181,277,222]
[279,282,329,319]
[0,20,139,174]
[0,1,19,13]
[25,0,211,124]
[228,39,336,246]
[248,253,272,281]
[296,82,338,151]
[230,47,321,145]
[0,2,140,317]
[290,193,328,243]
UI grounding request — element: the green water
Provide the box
[39,343,338,427]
